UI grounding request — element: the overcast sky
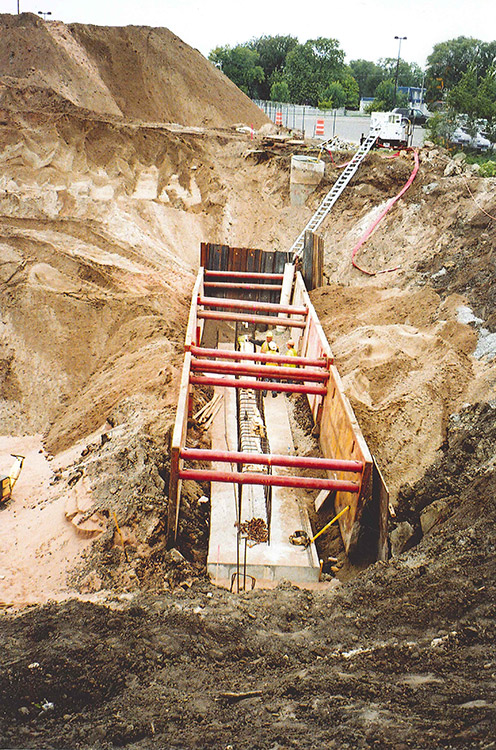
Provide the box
[5,0,495,68]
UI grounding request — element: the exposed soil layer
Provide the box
[1,404,495,748]
[0,12,495,749]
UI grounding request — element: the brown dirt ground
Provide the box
[0,13,495,749]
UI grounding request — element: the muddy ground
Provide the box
[1,12,496,749]
[1,405,495,749]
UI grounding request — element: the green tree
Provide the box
[367,80,408,111]
[209,45,264,97]
[319,81,346,109]
[349,59,384,98]
[340,70,360,109]
[425,37,481,104]
[285,37,345,105]
[446,65,496,138]
[270,80,291,102]
[249,35,298,100]
[378,58,424,87]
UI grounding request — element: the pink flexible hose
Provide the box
[351,149,420,276]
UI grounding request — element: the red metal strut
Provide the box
[198,295,308,317]
[188,345,331,368]
[190,375,327,395]
[190,358,329,382]
[204,282,283,291]
[179,469,359,493]
[197,311,306,328]
[180,448,363,473]
[204,270,284,280]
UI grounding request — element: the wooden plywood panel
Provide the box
[167,269,204,542]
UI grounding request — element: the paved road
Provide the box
[259,104,425,147]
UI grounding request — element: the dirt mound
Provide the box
[312,284,483,500]
[0,13,268,128]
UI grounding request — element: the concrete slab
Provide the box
[207,381,320,588]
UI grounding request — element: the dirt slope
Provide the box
[0,17,495,747]
[0,13,268,127]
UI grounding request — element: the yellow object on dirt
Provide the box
[0,455,25,503]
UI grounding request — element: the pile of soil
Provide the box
[0,12,495,748]
[0,13,267,128]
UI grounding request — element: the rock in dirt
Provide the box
[420,498,450,535]
[390,521,415,556]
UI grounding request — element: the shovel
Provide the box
[290,505,350,548]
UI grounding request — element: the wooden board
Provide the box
[293,271,373,554]
[167,268,205,542]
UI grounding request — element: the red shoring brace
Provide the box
[188,345,331,368]
[190,358,329,382]
[189,374,327,396]
[204,270,284,280]
[197,310,307,328]
[178,468,359,493]
[197,295,308,317]
[180,448,363,473]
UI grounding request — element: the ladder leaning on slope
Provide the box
[290,123,382,259]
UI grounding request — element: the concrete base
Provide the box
[207,382,320,587]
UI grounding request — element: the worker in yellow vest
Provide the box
[284,339,298,363]
[260,332,276,354]
[251,331,279,396]
[283,339,298,387]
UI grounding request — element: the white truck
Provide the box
[370,111,413,149]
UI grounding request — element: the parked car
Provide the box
[392,107,429,126]
[470,132,491,151]
[450,127,471,146]
[450,127,491,151]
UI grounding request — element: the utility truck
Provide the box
[370,111,413,150]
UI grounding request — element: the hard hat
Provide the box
[287,339,294,346]
[266,332,273,339]
[269,342,278,351]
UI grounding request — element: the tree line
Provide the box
[209,35,496,136]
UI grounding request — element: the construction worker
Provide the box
[284,339,298,363]
[260,331,275,354]
[283,339,298,387]
[250,331,279,397]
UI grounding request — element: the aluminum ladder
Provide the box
[290,124,382,258]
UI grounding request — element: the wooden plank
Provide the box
[292,273,374,554]
[167,269,204,543]
[302,231,314,290]
[373,458,390,562]
[277,263,295,332]
[315,489,333,512]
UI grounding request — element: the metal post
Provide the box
[243,537,248,590]
[394,36,407,107]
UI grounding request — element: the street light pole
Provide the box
[394,35,407,107]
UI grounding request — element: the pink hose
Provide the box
[351,149,420,276]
